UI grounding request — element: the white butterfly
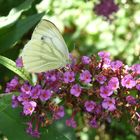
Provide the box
[22,20,70,73]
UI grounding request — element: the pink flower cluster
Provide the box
[7,51,140,138]
[94,0,119,19]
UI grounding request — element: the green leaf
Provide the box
[0,92,19,112]
[0,107,37,140]
[0,55,32,84]
[0,13,44,53]
[53,116,77,140]
[0,107,69,140]
[0,93,71,140]
[0,0,34,29]
[41,126,70,140]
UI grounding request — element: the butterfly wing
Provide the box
[22,19,70,73]
[22,39,67,73]
[31,20,69,60]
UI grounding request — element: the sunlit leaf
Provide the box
[0,92,19,112]
[0,13,44,53]
[0,55,32,84]
[0,0,34,29]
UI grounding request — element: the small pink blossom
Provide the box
[66,118,77,128]
[20,83,31,95]
[39,89,52,101]
[89,118,98,128]
[102,97,116,111]
[111,60,123,71]
[53,106,65,120]
[82,56,91,64]
[17,92,30,102]
[12,95,19,108]
[121,75,136,89]
[70,84,82,97]
[85,101,96,112]
[64,71,75,83]
[131,64,140,74]
[98,51,110,59]
[100,86,113,98]
[80,70,92,84]
[30,85,41,99]
[23,101,37,115]
[136,84,140,91]
[16,57,23,68]
[95,74,107,84]
[108,77,119,90]
[126,95,136,105]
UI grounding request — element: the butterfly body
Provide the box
[22,20,70,73]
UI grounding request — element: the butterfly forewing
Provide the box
[31,20,69,59]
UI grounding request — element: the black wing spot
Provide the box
[41,36,44,40]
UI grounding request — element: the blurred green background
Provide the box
[0,0,140,140]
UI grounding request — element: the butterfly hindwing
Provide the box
[22,40,67,73]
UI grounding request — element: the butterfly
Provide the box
[22,19,70,73]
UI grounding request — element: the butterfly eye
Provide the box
[41,36,44,40]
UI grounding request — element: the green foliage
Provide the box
[0,93,75,140]
[0,0,34,29]
[0,107,69,140]
[0,92,19,112]
[39,0,140,65]
[0,13,44,53]
[0,55,32,84]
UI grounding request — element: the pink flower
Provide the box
[80,70,92,84]
[5,76,19,92]
[103,58,111,69]
[94,0,119,19]
[102,97,116,111]
[131,64,140,74]
[121,75,136,89]
[95,74,107,84]
[23,101,37,115]
[98,51,110,59]
[20,83,31,95]
[100,86,113,98]
[136,84,140,91]
[126,95,136,105]
[85,101,96,112]
[12,95,19,108]
[89,118,98,128]
[30,85,41,99]
[46,72,57,82]
[16,57,23,68]
[110,60,123,71]
[108,77,119,90]
[66,118,77,128]
[39,89,52,101]
[82,56,91,64]
[53,106,65,120]
[26,122,33,135]
[70,84,82,97]
[17,92,30,102]
[31,129,40,138]
[98,58,111,69]
[64,71,75,83]
[45,71,62,82]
